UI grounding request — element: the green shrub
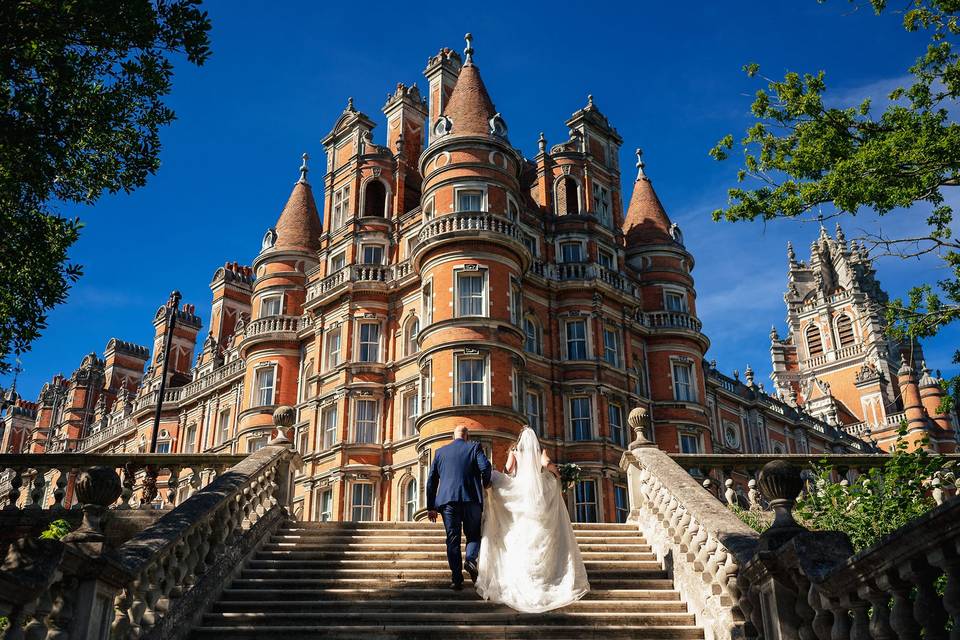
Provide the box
[39,519,73,541]
[729,504,773,534]
[794,430,952,551]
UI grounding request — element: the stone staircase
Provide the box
[190,520,704,639]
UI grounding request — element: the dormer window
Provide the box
[489,113,508,137]
[434,116,452,137]
[261,228,277,250]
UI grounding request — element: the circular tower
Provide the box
[623,151,712,452]
[238,158,321,449]
[413,35,532,464]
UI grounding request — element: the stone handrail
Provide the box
[416,211,523,246]
[243,314,300,338]
[739,461,960,639]
[131,388,183,414]
[0,453,245,511]
[0,424,298,639]
[79,419,138,452]
[644,310,703,333]
[621,410,759,640]
[180,358,245,400]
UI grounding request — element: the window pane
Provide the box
[526,391,542,434]
[359,323,380,362]
[457,190,483,211]
[673,363,693,402]
[524,318,539,353]
[405,480,418,521]
[609,403,625,447]
[665,292,685,312]
[680,434,699,454]
[355,400,377,443]
[566,320,587,360]
[261,296,282,316]
[352,483,374,522]
[362,245,383,264]
[458,273,484,316]
[458,358,485,405]
[604,328,620,366]
[614,485,629,523]
[322,406,338,448]
[575,480,597,522]
[256,369,275,406]
[561,242,583,263]
[571,397,592,440]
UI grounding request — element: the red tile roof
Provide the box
[443,64,496,137]
[624,174,673,246]
[274,181,321,253]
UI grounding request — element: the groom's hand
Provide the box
[427,510,438,523]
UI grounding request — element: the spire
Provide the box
[297,152,309,185]
[623,148,674,246]
[273,155,322,253]
[463,32,474,66]
[442,35,497,138]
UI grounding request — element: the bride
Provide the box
[475,426,590,612]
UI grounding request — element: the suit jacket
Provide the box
[426,439,492,511]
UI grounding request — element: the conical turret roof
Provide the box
[623,150,673,246]
[442,34,497,138]
[273,156,321,253]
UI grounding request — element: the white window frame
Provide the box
[608,401,626,448]
[246,435,266,453]
[361,178,390,217]
[423,196,435,221]
[455,353,488,406]
[559,240,585,263]
[404,315,420,357]
[217,409,230,445]
[254,365,276,407]
[182,423,197,454]
[259,294,283,318]
[420,361,433,414]
[320,404,339,449]
[614,484,629,523]
[592,181,611,227]
[353,398,378,444]
[156,441,171,454]
[525,388,543,435]
[422,279,434,325]
[360,243,386,265]
[569,395,593,441]
[603,326,622,368]
[679,432,701,454]
[506,195,520,221]
[524,315,542,355]
[403,477,418,521]
[357,321,381,363]
[672,361,695,402]
[509,278,523,326]
[325,327,342,370]
[402,389,419,438]
[574,479,598,523]
[315,487,333,522]
[564,318,589,360]
[664,289,688,313]
[597,248,614,270]
[331,184,351,230]
[329,251,346,273]
[350,482,375,522]
[454,185,487,212]
[455,268,488,317]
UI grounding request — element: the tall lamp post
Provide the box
[142,291,180,506]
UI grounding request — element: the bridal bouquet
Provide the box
[558,463,582,493]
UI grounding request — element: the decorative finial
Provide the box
[635,148,646,179]
[347,96,355,112]
[587,94,594,108]
[464,33,474,65]
[787,241,795,262]
[745,364,755,387]
[297,152,309,184]
[538,132,546,153]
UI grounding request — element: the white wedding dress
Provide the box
[475,427,590,612]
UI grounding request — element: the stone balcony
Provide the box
[239,314,302,353]
[305,261,417,309]
[801,341,865,368]
[410,212,531,270]
[529,259,640,297]
[643,310,703,334]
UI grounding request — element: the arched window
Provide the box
[300,360,314,402]
[404,477,418,521]
[836,314,855,348]
[423,197,435,221]
[363,180,387,217]
[507,197,519,221]
[404,315,420,357]
[555,177,580,215]
[806,324,823,357]
[523,315,542,355]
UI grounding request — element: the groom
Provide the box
[426,425,492,591]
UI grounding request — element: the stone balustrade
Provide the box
[412,212,529,268]
[0,453,245,512]
[738,461,960,639]
[644,310,703,333]
[130,388,183,415]
[243,314,301,339]
[620,408,760,640]
[0,407,300,640]
[179,358,245,401]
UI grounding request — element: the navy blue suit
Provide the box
[426,439,492,584]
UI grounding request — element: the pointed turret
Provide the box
[623,149,673,246]
[441,34,501,138]
[272,153,322,254]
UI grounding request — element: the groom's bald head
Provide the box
[453,425,469,440]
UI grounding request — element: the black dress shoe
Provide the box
[464,560,478,582]
[450,582,464,591]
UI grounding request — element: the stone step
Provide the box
[277,528,644,539]
[239,567,669,580]
[254,549,657,561]
[190,624,704,639]
[229,577,678,589]
[265,539,653,551]
[211,598,689,614]
[245,559,664,572]
[217,587,683,602]
[284,521,639,531]
[200,611,698,626]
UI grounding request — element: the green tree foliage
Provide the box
[795,431,952,550]
[0,0,211,374]
[39,518,73,540]
[711,0,960,409]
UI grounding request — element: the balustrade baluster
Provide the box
[3,467,23,510]
[189,468,201,497]
[25,468,46,510]
[118,463,135,509]
[748,478,759,509]
[793,573,818,640]
[51,467,68,510]
[808,583,833,640]
[886,572,920,639]
[165,465,181,506]
[141,465,159,507]
[930,540,960,640]
[862,586,895,640]
[23,586,55,640]
[904,557,948,639]
[724,478,737,506]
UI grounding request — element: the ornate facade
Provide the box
[2,37,882,521]
[769,226,956,452]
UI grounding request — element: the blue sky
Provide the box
[5,1,958,399]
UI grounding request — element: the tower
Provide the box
[413,34,530,466]
[623,151,711,452]
[769,224,955,451]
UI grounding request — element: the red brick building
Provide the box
[4,37,893,521]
